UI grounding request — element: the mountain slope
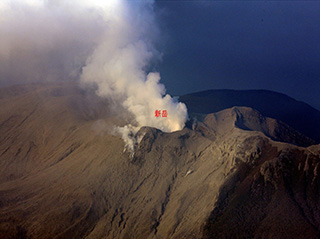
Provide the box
[180,89,320,143]
[0,83,319,239]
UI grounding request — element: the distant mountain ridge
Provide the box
[180,89,320,144]
[0,83,319,239]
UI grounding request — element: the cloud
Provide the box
[0,0,105,85]
[0,0,188,151]
[79,0,188,149]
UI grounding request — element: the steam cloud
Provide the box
[0,0,188,151]
[0,0,105,84]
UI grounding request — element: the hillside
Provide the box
[180,89,320,144]
[0,83,319,239]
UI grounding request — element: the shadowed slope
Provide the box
[180,89,320,143]
[0,83,319,239]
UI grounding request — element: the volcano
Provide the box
[180,89,320,144]
[0,83,319,239]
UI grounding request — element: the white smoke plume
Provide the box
[0,0,188,151]
[79,0,188,150]
[0,0,105,84]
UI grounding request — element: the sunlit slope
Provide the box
[0,83,319,239]
[180,89,320,144]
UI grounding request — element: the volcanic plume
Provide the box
[0,0,188,150]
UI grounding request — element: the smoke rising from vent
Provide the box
[0,0,188,149]
[80,0,188,137]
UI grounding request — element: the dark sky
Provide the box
[154,1,320,110]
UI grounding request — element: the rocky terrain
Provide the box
[0,83,319,238]
[180,89,320,143]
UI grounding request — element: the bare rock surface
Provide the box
[0,83,319,239]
